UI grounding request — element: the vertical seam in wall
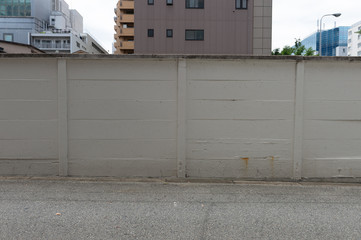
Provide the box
[57,59,68,176]
[293,60,305,180]
[177,58,187,178]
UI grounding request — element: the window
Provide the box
[236,0,247,9]
[55,40,61,48]
[148,29,154,37]
[185,30,204,40]
[186,0,204,9]
[148,0,154,5]
[3,33,13,42]
[42,40,51,48]
[167,0,173,5]
[0,0,30,16]
[166,29,173,38]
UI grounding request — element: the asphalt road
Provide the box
[1,179,361,240]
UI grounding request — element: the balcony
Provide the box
[119,1,134,9]
[33,42,70,50]
[120,41,134,50]
[114,41,121,48]
[120,28,134,36]
[120,14,134,23]
[114,16,117,23]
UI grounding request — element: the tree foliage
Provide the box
[272,39,316,56]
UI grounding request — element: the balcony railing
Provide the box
[120,41,134,50]
[33,42,70,49]
[120,14,134,23]
[120,28,134,36]
[119,1,134,9]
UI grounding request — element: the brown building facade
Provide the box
[114,0,135,54]
[114,0,272,55]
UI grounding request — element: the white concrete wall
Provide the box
[1,56,361,181]
[185,59,295,178]
[0,58,59,175]
[66,59,178,177]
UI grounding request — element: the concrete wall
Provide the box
[1,55,361,181]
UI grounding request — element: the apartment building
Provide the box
[114,0,272,55]
[114,0,134,54]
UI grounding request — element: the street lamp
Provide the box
[319,13,341,56]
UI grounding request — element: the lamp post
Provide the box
[319,13,341,56]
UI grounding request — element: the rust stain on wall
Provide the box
[242,158,249,169]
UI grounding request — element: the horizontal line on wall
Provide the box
[187,118,294,122]
[305,100,361,102]
[186,139,291,143]
[69,138,176,141]
[189,79,287,82]
[0,79,56,82]
[68,119,175,122]
[0,120,57,122]
[70,99,176,102]
[68,158,175,162]
[188,99,293,102]
[303,158,361,161]
[69,98,176,101]
[188,158,291,161]
[0,158,58,161]
[69,118,176,121]
[0,99,56,102]
[68,78,176,82]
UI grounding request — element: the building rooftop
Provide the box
[0,40,45,53]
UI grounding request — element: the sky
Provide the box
[66,0,361,53]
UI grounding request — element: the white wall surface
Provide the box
[1,56,361,181]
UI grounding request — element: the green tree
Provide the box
[280,46,294,55]
[272,48,280,55]
[305,47,315,56]
[272,39,316,56]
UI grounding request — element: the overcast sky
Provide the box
[66,0,361,53]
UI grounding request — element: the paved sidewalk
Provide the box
[1,179,361,239]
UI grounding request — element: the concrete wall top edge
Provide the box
[1,53,361,62]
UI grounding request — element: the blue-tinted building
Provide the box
[301,26,350,56]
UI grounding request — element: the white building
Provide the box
[347,20,361,56]
[31,31,107,54]
[0,0,107,54]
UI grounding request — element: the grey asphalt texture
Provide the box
[1,179,361,240]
